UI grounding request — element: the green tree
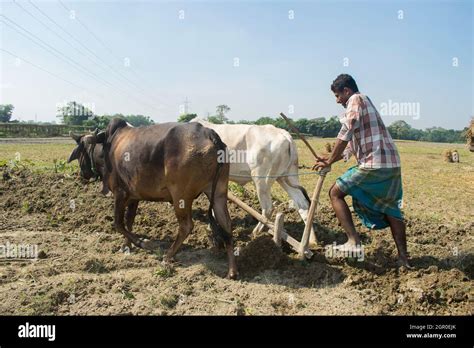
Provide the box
[321,116,341,137]
[215,104,231,123]
[388,120,411,139]
[123,115,154,126]
[83,115,113,129]
[0,104,14,122]
[82,114,154,129]
[386,121,464,143]
[237,119,254,125]
[207,115,224,124]
[408,127,423,141]
[254,116,275,125]
[307,118,326,136]
[178,113,198,123]
[273,117,290,130]
[294,118,310,133]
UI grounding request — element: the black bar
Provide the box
[0,316,471,346]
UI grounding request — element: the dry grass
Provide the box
[291,138,474,225]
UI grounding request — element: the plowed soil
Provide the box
[0,166,472,315]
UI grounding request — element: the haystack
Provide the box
[324,142,332,153]
[467,118,474,152]
[451,149,460,163]
[443,150,453,162]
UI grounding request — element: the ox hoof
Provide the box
[396,258,413,270]
[251,230,263,240]
[139,239,159,251]
[120,245,132,254]
[227,271,239,280]
[251,223,266,239]
[161,258,175,269]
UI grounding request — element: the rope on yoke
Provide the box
[228,170,326,179]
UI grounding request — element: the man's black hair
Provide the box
[331,74,359,93]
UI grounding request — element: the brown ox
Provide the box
[85,118,238,279]
[68,131,106,182]
[68,130,110,195]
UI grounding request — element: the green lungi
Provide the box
[336,166,404,229]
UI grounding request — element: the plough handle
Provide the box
[280,112,324,162]
[298,172,327,258]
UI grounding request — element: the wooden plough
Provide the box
[228,192,314,258]
[227,112,330,259]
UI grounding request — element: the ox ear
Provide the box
[69,131,82,144]
[68,145,81,163]
[96,131,106,143]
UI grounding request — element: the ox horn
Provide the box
[69,131,81,143]
[83,130,105,145]
[89,128,99,136]
[82,134,97,145]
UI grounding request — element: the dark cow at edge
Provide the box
[83,118,238,279]
[68,132,106,181]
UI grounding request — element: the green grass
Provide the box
[0,143,75,166]
[0,143,78,173]
[154,265,176,278]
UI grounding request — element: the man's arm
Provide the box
[312,138,348,171]
[327,138,349,165]
[313,95,362,171]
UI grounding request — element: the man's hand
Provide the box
[312,157,330,171]
[312,138,350,171]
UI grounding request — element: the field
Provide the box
[0,137,472,315]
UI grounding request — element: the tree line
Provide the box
[0,102,468,143]
[179,108,467,143]
[0,102,154,128]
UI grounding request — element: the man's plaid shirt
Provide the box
[337,93,401,169]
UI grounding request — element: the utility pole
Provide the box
[183,97,190,114]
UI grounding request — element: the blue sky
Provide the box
[0,0,472,129]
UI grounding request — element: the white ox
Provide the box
[192,118,317,245]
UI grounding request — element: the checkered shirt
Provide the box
[337,93,401,169]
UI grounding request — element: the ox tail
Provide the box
[280,132,311,205]
[208,132,232,250]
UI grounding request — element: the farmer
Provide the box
[313,74,411,267]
